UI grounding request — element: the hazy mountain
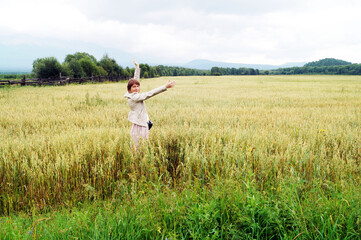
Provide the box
[182,59,306,70]
[0,67,32,73]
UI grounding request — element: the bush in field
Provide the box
[64,52,98,64]
[32,57,62,79]
[64,52,106,78]
[99,54,124,77]
[79,58,100,77]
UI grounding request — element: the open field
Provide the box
[1,75,361,239]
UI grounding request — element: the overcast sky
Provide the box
[1,0,361,70]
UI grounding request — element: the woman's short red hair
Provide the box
[127,78,140,92]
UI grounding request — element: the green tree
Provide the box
[64,52,97,64]
[79,58,99,77]
[67,59,85,78]
[156,66,163,76]
[63,52,101,78]
[139,63,151,78]
[61,62,72,77]
[149,67,157,78]
[123,68,130,79]
[211,67,221,76]
[124,67,131,79]
[32,57,62,79]
[97,66,108,77]
[99,54,122,77]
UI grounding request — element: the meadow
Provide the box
[0,75,360,239]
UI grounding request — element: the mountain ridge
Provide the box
[182,59,307,70]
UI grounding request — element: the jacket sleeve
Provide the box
[128,85,167,102]
[134,67,140,81]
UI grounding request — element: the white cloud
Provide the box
[1,0,361,66]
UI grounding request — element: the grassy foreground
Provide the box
[1,75,361,239]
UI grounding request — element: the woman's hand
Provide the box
[165,80,176,88]
[133,58,139,68]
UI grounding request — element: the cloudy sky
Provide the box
[1,0,361,70]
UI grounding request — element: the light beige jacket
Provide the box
[124,67,167,127]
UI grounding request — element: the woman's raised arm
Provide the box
[133,58,140,81]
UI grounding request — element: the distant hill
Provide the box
[304,58,352,67]
[0,68,32,73]
[182,59,306,70]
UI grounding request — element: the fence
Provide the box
[0,75,128,87]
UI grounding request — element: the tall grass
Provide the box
[1,75,361,238]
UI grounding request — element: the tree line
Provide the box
[268,64,361,75]
[3,56,360,80]
[304,58,351,67]
[0,73,32,80]
[33,53,129,79]
[209,58,361,76]
[211,66,260,76]
[30,52,261,79]
[267,58,361,75]
[30,52,210,79]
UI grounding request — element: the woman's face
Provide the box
[130,84,140,93]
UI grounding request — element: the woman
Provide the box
[124,59,176,147]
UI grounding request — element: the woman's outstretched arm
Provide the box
[127,80,176,102]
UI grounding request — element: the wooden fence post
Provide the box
[21,75,26,86]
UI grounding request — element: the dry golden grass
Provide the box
[1,75,360,215]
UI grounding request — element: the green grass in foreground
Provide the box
[0,180,361,239]
[1,179,360,240]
